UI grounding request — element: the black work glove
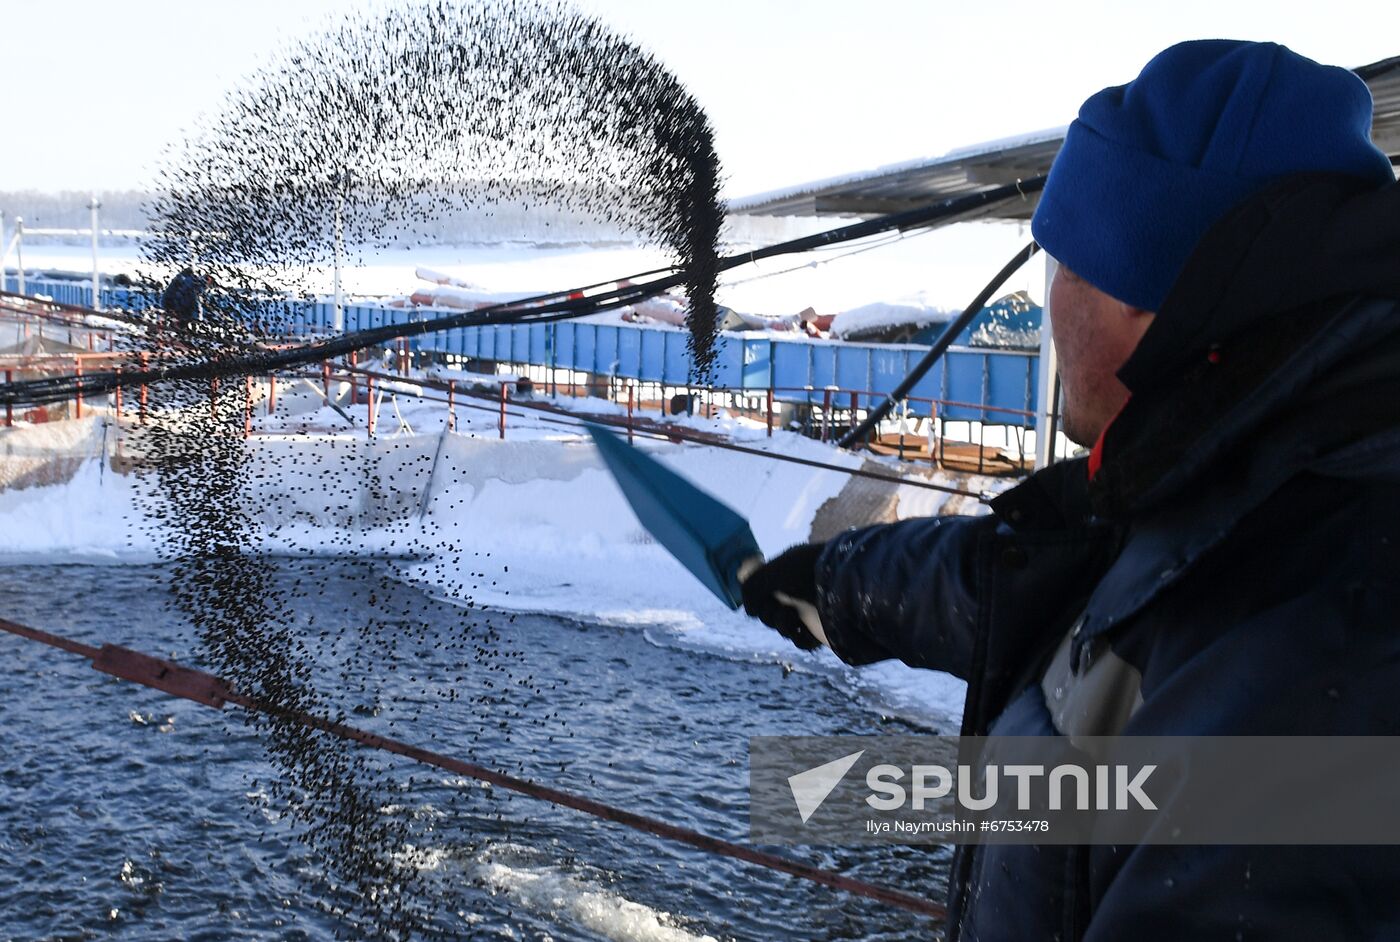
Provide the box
[740,542,826,651]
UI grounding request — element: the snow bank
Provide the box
[0,408,1000,727]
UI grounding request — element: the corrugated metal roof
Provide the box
[1359,55,1400,157]
[731,56,1400,220]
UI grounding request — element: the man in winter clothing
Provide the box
[161,267,209,326]
[742,40,1400,940]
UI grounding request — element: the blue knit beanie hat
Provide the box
[1031,40,1394,312]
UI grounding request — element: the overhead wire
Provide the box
[0,177,1046,409]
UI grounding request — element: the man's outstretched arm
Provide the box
[742,512,995,679]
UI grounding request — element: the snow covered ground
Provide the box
[0,387,1006,729]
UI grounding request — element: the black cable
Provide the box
[0,177,1046,408]
[837,240,1040,448]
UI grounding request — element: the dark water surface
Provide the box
[0,563,949,941]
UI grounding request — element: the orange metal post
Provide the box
[498,382,507,440]
[139,353,149,425]
[447,380,456,431]
[366,375,376,436]
[267,375,277,416]
[322,361,331,402]
[114,368,123,420]
[74,359,83,419]
[766,387,774,437]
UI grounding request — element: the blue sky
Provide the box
[4,0,1395,196]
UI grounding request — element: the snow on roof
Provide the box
[830,296,955,340]
[727,127,1066,220]
[728,54,1400,221]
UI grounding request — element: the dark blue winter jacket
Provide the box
[814,174,1400,940]
[161,268,205,322]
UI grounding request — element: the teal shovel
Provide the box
[587,424,826,644]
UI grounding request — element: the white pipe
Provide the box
[1034,256,1061,468]
[332,198,344,332]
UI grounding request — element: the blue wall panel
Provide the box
[638,329,664,383]
[833,347,870,393]
[573,325,595,375]
[740,338,771,389]
[662,330,689,384]
[618,327,642,379]
[770,342,811,393]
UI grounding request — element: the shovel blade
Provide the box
[588,424,759,609]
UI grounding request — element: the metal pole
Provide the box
[498,381,507,440]
[74,359,83,419]
[189,234,202,322]
[114,368,123,420]
[821,388,832,442]
[447,379,456,431]
[139,353,149,425]
[332,197,344,332]
[898,400,907,461]
[366,375,376,436]
[244,376,253,439]
[15,218,24,295]
[767,387,775,437]
[267,375,276,416]
[626,383,635,445]
[322,361,331,402]
[210,377,218,421]
[4,370,11,426]
[89,196,102,311]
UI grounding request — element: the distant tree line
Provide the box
[0,188,658,247]
[0,187,830,250]
[0,190,153,232]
